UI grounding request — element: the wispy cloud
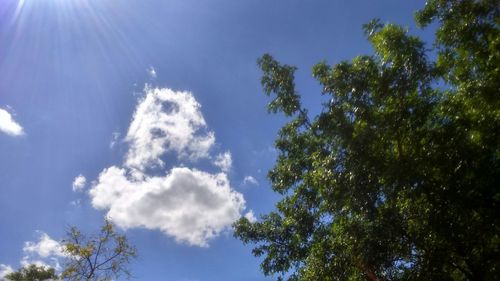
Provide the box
[0,232,66,274]
[71,175,87,192]
[243,176,259,186]
[109,131,121,149]
[89,86,249,247]
[148,66,157,79]
[214,151,232,173]
[70,199,82,207]
[0,108,24,137]
[0,264,14,281]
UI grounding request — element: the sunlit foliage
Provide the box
[234,1,499,280]
[61,220,136,281]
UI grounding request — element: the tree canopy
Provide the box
[234,0,499,280]
[5,220,136,281]
[4,264,58,281]
[61,220,136,281]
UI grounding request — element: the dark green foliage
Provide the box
[415,0,499,103]
[234,1,499,280]
[5,264,58,281]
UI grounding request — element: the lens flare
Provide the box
[1,0,144,102]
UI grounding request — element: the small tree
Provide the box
[61,220,136,281]
[5,264,58,281]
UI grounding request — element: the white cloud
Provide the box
[0,108,24,136]
[125,87,215,172]
[148,66,157,79]
[23,232,65,259]
[21,232,66,271]
[71,175,86,192]
[89,87,248,247]
[0,233,66,277]
[90,166,244,247]
[214,151,232,172]
[244,210,257,223]
[243,176,259,186]
[0,264,13,281]
[19,257,50,270]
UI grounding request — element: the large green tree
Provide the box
[234,1,499,280]
[5,264,58,281]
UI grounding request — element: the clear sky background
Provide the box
[0,1,431,280]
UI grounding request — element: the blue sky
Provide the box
[0,1,430,280]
